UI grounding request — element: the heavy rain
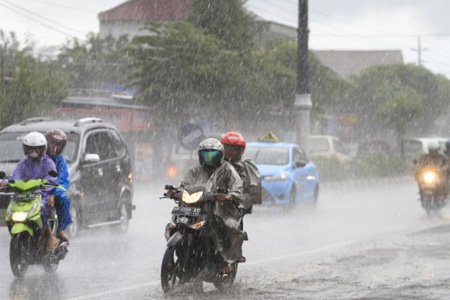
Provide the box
[1,0,450,299]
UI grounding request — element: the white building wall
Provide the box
[99,21,147,40]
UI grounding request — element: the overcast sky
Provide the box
[0,0,449,77]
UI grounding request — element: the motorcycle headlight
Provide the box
[423,171,436,183]
[12,212,27,222]
[265,173,289,182]
[10,203,38,222]
[182,191,204,204]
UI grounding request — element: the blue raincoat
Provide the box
[48,154,72,231]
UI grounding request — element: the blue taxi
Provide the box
[246,140,320,207]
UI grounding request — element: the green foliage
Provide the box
[128,24,348,134]
[0,31,67,127]
[129,22,236,107]
[312,154,407,182]
[58,33,130,90]
[348,64,450,139]
[258,41,350,116]
[378,91,424,139]
[188,0,255,52]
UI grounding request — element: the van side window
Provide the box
[85,131,117,161]
[109,129,126,157]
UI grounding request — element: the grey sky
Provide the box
[0,0,449,77]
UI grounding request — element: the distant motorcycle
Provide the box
[160,184,241,294]
[2,172,68,278]
[415,167,448,215]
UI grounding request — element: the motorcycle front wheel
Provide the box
[213,262,238,293]
[161,246,181,294]
[422,194,436,216]
[10,233,29,278]
[42,254,59,273]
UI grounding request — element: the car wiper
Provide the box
[0,159,21,163]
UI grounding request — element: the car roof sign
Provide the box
[258,132,279,143]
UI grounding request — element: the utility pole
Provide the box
[294,0,312,151]
[411,36,427,66]
[297,0,309,94]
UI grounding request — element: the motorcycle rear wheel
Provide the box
[213,262,238,293]
[10,233,29,278]
[161,246,181,294]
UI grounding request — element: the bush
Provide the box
[312,154,407,182]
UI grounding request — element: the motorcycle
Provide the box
[416,167,448,215]
[1,172,69,278]
[160,184,243,294]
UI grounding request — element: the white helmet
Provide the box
[22,132,47,159]
[428,141,440,152]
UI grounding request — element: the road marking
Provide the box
[63,241,355,300]
[64,281,159,300]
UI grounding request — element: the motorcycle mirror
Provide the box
[48,170,59,178]
[0,171,5,179]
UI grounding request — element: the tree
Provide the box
[254,41,350,117]
[58,33,130,91]
[348,64,450,141]
[378,91,424,143]
[188,0,255,52]
[0,30,67,127]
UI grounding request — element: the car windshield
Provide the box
[246,146,289,165]
[0,132,80,164]
[309,137,330,153]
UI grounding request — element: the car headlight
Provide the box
[182,191,203,204]
[265,173,289,182]
[423,171,436,183]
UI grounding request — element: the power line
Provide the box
[0,1,76,38]
[256,0,450,37]
[19,0,95,14]
[1,0,85,36]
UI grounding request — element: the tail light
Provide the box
[167,165,178,177]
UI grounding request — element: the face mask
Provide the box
[28,151,38,159]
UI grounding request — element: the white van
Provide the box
[308,135,352,162]
[401,137,448,161]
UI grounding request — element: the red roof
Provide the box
[98,0,193,22]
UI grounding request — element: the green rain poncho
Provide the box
[181,161,245,263]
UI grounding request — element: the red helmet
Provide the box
[220,131,246,148]
[45,129,67,155]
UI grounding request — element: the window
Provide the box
[109,129,126,157]
[293,147,308,163]
[0,132,79,163]
[246,146,289,165]
[308,137,330,153]
[334,140,347,154]
[85,131,117,161]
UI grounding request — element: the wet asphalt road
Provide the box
[1,178,450,300]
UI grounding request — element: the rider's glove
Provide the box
[203,192,215,203]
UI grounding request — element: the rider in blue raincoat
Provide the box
[45,129,72,242]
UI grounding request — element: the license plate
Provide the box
[13,194,35,202]
[177,217,189,224]
[171,207,201,217]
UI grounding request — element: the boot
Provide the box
[45,227,60,253]
[57,231,69,242]
[222,262,232,275]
